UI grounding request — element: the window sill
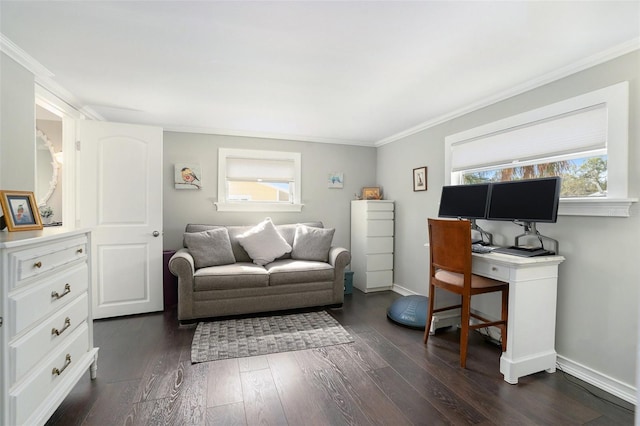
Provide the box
[558,198,637,217]
[214,202,304,213]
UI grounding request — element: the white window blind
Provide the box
[451,105,607,172]
[226,158,295,182]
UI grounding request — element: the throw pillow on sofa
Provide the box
[184,227,236,269]
[236,217,292,266]
[291,224,335,262]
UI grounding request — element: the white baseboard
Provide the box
[391,284,416,296]
[556,355,637,406]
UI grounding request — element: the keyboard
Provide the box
[492,246,554,257]
[471,244,494,254]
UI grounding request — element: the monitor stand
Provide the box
[470,219,493,245]
[514,221,559,254]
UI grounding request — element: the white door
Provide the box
[77,120,163,319]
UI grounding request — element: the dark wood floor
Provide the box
[46,290,634,426]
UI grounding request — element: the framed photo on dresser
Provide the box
[0,190,43,231]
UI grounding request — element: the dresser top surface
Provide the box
[0,227,89,248]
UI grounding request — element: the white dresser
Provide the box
[350,200,394,292]
[1,228,99,426]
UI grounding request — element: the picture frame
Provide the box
[0,190,43,231]
[413,167,427,192]
[327,172,344,189]
[175,163,202,189]
[362,187,382,200]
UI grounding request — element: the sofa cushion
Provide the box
[184,228,236,269]
[194,262,269,291]
[236,218,292,266]
[266,259,334,286]
[291,224,335,262]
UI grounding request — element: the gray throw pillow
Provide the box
[184,228,236,269]
[236,218,292,266]
[291,224,335,262]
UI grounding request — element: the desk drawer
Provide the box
[10,293,89,384]
[473,260,509,282]
[10,323,90,426]
[9,264,88,337]
[9,235,87,287]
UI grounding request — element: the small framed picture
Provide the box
[328,172,344,188]
[362,187,382,200]
[175,163,202,189]
[0,190,43,231]
[413,167,427,191]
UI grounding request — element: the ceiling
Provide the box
[1,1,639,146]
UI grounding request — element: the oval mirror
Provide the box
[36,128,60,208]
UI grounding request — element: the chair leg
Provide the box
[423,282,436,344]
[460,295,471,368]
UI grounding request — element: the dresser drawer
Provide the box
[473,260,510,282]
[365,254,393,272]
[365,237,393,254]
[10,293,89,384]
[364,202,394,212]
[365,211,394,220]
[9,263,89,337]
[365,220,394,237]
[365,270,393,288]
[9,235,87,288]
[10,323,90,426]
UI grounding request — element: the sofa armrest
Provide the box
[169,248,197,321]
[169,248,195,277]
[328,246,351,270]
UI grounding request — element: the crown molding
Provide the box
[375,37,640,147]
[163,124,375,147]
[1,33,104,121]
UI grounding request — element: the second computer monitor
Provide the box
[438,183,490,220]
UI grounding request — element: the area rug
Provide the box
[191,310,354,363]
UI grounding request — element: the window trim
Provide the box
[445,81,636,217]
[215,148,303,212]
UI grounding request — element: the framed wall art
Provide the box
[0,190,43,231]
[328,172,344,188]
[175,163,202,189]
[413,167,427,191]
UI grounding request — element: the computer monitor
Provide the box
[438,183,490,220]
[486,177,561,223]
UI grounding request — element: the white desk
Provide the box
[471,251,565,384]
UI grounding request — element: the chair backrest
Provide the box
[427,218,472,277]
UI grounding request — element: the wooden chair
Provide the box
[423,218,508,368]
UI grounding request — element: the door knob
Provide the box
[152,231,160,237]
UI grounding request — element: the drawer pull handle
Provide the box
[52,354,71,377]
[51,283,71,300]
[34,261,42,268]
[77,248,83,254]
[52,317,71,336]
[492,267,498,272]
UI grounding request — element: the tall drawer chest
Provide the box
[350,200,395,292]
[1,228,99,426]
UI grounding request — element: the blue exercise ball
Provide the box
[387,295,428,329]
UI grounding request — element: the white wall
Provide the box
[163,131,377,251]
[377,51,640,401]
[0,52,35,191]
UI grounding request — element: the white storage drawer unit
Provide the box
[1,228,99,426]
[351,200,395,292]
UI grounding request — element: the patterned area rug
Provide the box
[191,310,354,363]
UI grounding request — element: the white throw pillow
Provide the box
[236,218,292,266]
[291,224,335,262]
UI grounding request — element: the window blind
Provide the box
[451,105,607,172]
[226,157,295,182]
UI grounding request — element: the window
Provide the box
[445,82,636,217]
[216,148,302,212]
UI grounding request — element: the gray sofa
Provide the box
[168,220,351,322]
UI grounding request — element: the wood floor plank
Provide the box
[206,358,243,408]
[241,368,288,425]
[267,350,348,426]
[81,379,140,426]
[206,402,247,426]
